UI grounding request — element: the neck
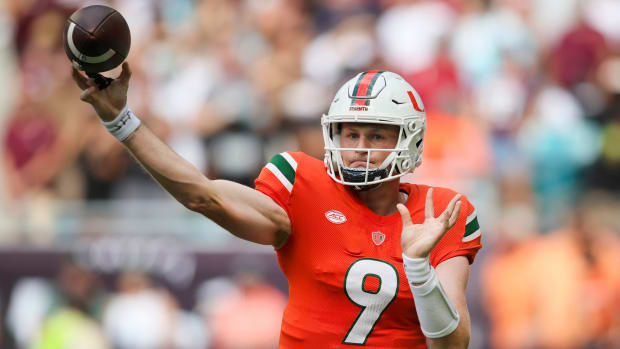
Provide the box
[351,179,405,216]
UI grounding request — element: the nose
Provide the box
[355,135,369,154]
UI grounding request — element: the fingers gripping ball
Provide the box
[63,5,130,74]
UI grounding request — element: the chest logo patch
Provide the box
[325,210,347,224]
[371,231,386,246]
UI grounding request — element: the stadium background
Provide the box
[1,0,620,348]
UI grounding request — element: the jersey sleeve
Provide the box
[429,194,482,267]
[254,151,300,218]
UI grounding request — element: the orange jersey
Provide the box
[255,152,482,348]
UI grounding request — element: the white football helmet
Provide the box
[322,70,426,186]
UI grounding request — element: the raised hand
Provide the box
[71,62,132,121]
[397,188,462,259]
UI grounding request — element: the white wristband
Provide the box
[403,254,460,338]
[102,105,141,141]
[402,254,432,284]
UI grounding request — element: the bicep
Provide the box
[200,179,291,247]
[430,256,471,348]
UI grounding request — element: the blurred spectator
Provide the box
[406,109,492,193]
[0,0,19,212]
[78,127,130,200]
[195,276,240,319]
[597,103,620,189]
[278,77,331,159]
[590,56,620,192]
[171,308,208,349]
[582,0,620,47]
[34,262,109,349]
[550,20,606,89]
[6,278,55,348]
[3,102,58,200]
[482,192,620,349]
[35,309,109,349]
[402,41,461,114]
[376,0,456,74]
[311,0,379,32]
[102,271,177,349]
[2,5,92,202]
[450,0,536,88]
[206,271,286,349]
[194,256,286,349]
[101,270,208,349]
[302,14,377,86]
[529,0,581,47]
[518,84,601,231]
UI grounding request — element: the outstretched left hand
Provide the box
[397,188,462,259]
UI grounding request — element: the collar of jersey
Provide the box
[336,181,417,226]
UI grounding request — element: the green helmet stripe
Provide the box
[363,71,385,105]
[350,71,368,106]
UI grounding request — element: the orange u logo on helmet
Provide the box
[408,91,424,113]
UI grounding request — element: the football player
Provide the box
[72,65,482,348]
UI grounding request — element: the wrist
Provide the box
[93,102,123,122]
[102,105,141,141]
[100,107,121,122]
[403,245,429,260]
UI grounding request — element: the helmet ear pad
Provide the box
[397,120,425,172]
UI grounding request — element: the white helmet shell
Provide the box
[321,70,426,186]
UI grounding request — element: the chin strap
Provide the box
[342,167,388,184]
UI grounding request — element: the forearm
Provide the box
[429,309,470,349]
[71,64,289,245]
[428,257,471,348]
[72,64,214,209]
[122,123,217,210]
[123,123,290,245]
[403,255,470,348]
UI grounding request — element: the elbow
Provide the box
[180,183,220,214]
[183,198,207,213]
[177,178,221,214]
[182,194,219,214]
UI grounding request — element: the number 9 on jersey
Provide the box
[343,259,399,345]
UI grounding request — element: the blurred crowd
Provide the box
[5,260,286,349]
[1,0,620,348]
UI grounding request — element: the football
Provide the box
[63,5,130,73]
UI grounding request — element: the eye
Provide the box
[371,134,384,141]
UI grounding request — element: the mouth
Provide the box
[348,161,374,169]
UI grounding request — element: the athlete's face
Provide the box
[339,123,399,169]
